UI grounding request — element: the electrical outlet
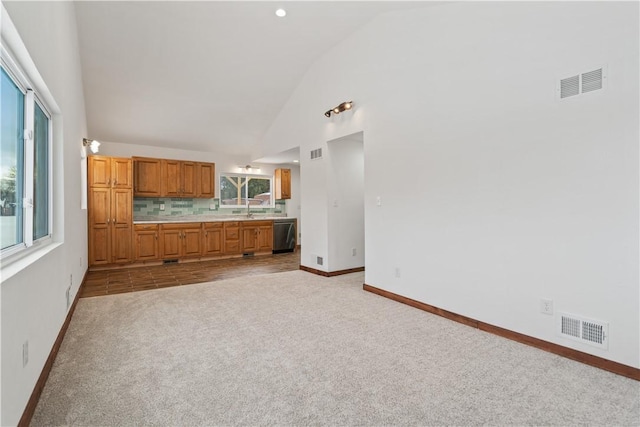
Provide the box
[209,203,216,210]
[395,267,401,278]
[160,203,165,211]
[376,196,382,206]
[66,286,72,309]
[351,248,357,256]
[540,299,553,315]
[23,341,29,367]
[70,273,73,286]
[316,256,323,266]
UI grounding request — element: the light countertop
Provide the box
[133,214,288,224]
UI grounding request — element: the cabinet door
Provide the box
[111,158,132,189]
[281,169,291,199]
[111,226,132,263]
[111,189,132,226]
[197,163,215,198]
[203,224,223,256]
[88,188,111,265]
[275,168,291,200]
[134,158,162,197]
[89,188,110,227]
[89,226,111,265]
[257,225,273,251]
[182,162,197,197]
[182,227,202,257]
[88,156,111,188]
[160,229,182,259]
[162,159,181,197]
[241,227,258,252]
[135,230,159,260]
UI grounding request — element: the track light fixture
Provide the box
[324,101,353,118]
[82,138,100,154]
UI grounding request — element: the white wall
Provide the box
[1,2,88,424]
[327,134,364,271]
[258,2,639,368]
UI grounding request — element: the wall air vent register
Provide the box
[559,67,604,99]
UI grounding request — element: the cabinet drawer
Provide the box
[203,222,223,229]
[225,228,240,240]
[161,222,201,230]
[225,221,239,227]
[134,223,159,231]
[242,220,273,228]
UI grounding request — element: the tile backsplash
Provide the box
[133,197,286,218]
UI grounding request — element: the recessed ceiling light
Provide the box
[275,8,287,18]
[293,160,299,163]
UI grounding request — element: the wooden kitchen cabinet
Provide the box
[160,223,202,259]
[134,224,159,261]
[88,156,133,266]
[161,159,198,198]
[197,162,215,198]
[203,222,223,256]
[89,155,133,189]
[241,220,273,253]
[224,222,241,255]
[133,157,162,197]
[275,168,291,200]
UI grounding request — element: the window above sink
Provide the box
[219,173,273,208]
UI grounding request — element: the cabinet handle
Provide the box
[107,218,110,224]
[155,233,158,240]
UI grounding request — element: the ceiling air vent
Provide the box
[557,312,608,349]
[559,67,605,100]
[310,148,323,160]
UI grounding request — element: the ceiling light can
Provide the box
[275,8,287,18]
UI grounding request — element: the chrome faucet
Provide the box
[246,200,253,218]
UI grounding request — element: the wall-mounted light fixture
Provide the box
[239,164,260,171]
[324,101,353,118]
[83,138,100,154]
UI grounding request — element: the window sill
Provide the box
[0,241,62,282]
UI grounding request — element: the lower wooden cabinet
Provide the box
[224,222,241,255]
[88,187,133,266]
[126,220,275,264]
[241,220,273,253]
[160,223,202,259]
[203,222,223,256]
[134,224,159,261]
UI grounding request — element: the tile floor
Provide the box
[81,251,300,298]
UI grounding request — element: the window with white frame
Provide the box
[219,173,273,208]
[1,51,52,257]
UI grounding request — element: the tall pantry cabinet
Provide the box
[88,156,133,266]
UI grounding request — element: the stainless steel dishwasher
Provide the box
[273,218,296,253]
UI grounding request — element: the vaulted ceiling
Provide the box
[74,1,423,156]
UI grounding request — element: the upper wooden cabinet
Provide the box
[275,168,291,200]
[162,160,198,198]
[133,157,162,197]
[88,155,132,189]
[133,157,214,199]
[197,162,215,198]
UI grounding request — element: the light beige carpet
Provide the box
[32,270,639,426]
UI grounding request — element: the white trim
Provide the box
[23,89,35,247]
